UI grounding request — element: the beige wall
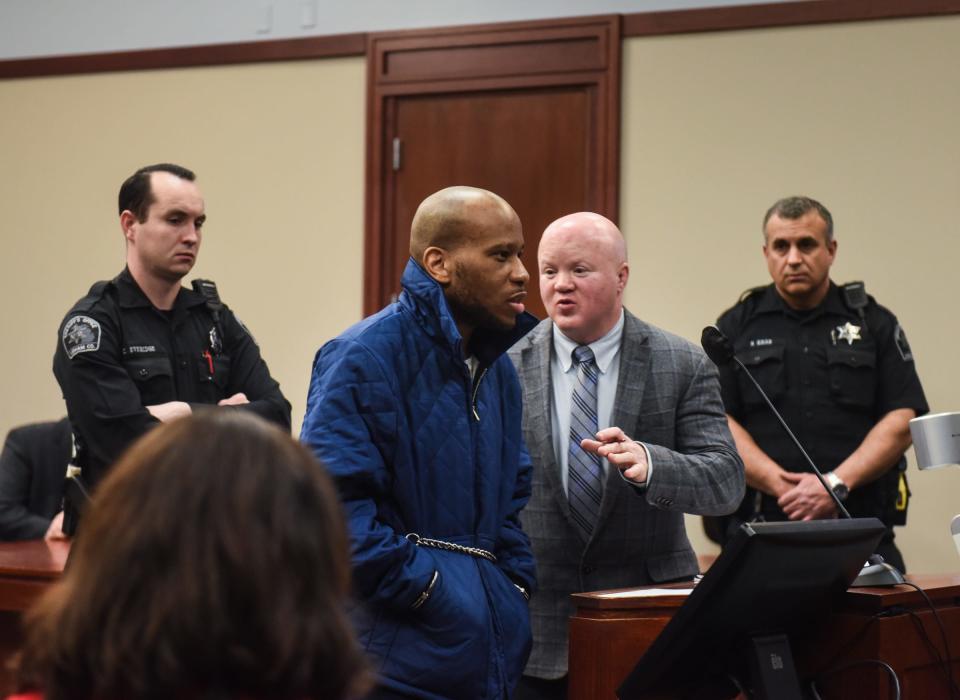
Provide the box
[0,57,366,435]
[2,14,959,573]
[621,16,960,573]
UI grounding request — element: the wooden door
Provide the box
[387,87,592,320]
[365,15,621,318]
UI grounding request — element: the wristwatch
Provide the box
[825,472,849,501]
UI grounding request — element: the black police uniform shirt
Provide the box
[715,282,928,524]
[54,268,291,488]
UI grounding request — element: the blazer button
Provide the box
[581,564,595,575]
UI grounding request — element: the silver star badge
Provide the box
[836,322,861,345]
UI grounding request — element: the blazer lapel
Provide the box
[527,321,573,524]
[522,322,575,525]
[595,310,650,531]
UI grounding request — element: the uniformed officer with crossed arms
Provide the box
[53,164,290,532]
[715,196,928,572]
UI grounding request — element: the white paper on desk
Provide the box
[594,588,693,599]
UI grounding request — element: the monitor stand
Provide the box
[744,634,804,700]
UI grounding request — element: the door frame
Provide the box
[363,14,622,316]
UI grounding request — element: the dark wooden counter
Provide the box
[0,540,69,612]
[570,575,960,699]
[0,540,68,695]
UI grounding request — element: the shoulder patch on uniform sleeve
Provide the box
[62,315,101,359]
[894,324,913,361]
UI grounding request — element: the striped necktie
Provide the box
[568,345,603,540]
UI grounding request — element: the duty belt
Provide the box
[406,532,496,563]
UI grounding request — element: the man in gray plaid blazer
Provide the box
[508,212,745,699]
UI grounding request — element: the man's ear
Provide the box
[616,262,629,292]
[827,239,838,258]
[422,246,453,285]
[119,210,138,244]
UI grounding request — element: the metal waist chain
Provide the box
[406,533,497,563]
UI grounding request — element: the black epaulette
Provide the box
[74,280,112,312]
[738,285,767,303]
[716,285,765,330]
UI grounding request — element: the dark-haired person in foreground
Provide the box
[0,418,71,541]
[11,411,368,700]
[715,196,928,571]
[53,164,290,503]
[302,186,537,699]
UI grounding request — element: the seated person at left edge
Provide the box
[53,163,291,502]
[0,418,71,542]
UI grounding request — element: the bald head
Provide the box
[409,186,527,347]
[538,211,629,345]
[540,212,626,264]
[410,186,517,262]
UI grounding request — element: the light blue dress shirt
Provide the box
[550,312,624,495]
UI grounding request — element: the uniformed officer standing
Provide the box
[53,164,291,525]
[715,196,927,572]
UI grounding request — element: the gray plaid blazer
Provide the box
[508,310,744,679]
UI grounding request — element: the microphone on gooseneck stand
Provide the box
[700,325,904,587]
[700,326,850,519]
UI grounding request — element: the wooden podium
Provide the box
[0,540,68,693]
[570,575,960,699]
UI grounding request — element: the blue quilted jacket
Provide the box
[301,259,538,699]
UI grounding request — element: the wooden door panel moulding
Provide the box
[364,15,620,316]
[372,20,614,85]
[374,71,615,98]
[374,21,614,51]
[622,0,960,37]
[379,37,606,84]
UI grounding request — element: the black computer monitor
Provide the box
[618,517,886,700]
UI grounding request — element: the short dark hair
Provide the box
[118,163,196,221]
[762,196,834,241]
[16,411,369,700]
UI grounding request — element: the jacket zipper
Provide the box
[471,367,488,421]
